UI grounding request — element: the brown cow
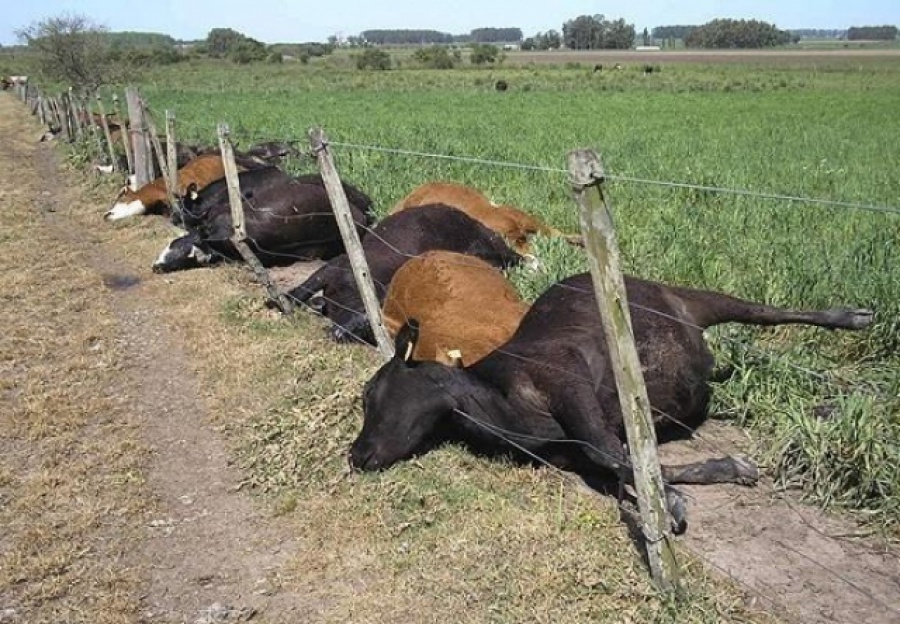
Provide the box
[391,181,583,254]
[383,251,529,367]
[105,154,245,220]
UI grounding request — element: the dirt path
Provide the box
[662,423,899,623]
[0,92,897,624]
[0,95,313,623]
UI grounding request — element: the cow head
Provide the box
[349,320,456,471]
[152,232,215,273]
[105,186,145,220]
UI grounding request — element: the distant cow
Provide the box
[495,80,508,92]
[382,251,529,367]
[152,168,373,273]
[105,153,264,220]
[350,273,874,532]
[391,181,583,254]
[592,64,603,73]
[285,204,523,344]
[242,141,299,165]
[643,64,655,74]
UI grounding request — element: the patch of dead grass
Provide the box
[0,95,147,623]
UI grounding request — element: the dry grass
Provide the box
[0,99,148,623]
[51,161,781,622]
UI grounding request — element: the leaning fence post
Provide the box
[69,87,84,141]
[142,101,178,220]
[60,93,74,142]
[165,110,180,217]
[95,94,118,172]
[217,123,294,314]
[308,127,394,361]
[112,93,133,175]
[126,87,152,186]
[568,148,681,593]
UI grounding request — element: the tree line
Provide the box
[847,26,898,40]
[359,28,522,45]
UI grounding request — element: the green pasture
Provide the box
[134,58,899,527]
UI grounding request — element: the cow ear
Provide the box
[395,319,420,365]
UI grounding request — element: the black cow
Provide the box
[286,204,523,344]
[495,80,509,92]
[241,141,299,165]
[152,167,373,273]
[350,273,873,532]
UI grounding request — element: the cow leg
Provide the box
[662,456,758,486]
[548,378,688,534]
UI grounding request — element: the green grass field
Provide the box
[125,57,900,527]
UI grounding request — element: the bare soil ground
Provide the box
[0,93,897,623]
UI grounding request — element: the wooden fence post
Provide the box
[568,148,681,593]
[165,110,180,216]
[142,101,178,219]
[112,93,133,175]
[59,93,74,142]
[126,87,152,187]
[217,123,294,314]
[69,88,84,141]
[308,127,394,361]
[96,94,118,172]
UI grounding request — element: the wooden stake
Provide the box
[217,124,294,314]
[96,94,118,172]
[568,148,681,593]
[309,127,394,361]
[125,87,152,187]
[142,101,177,218]
[112,93,133,175]
[165,110,181,219]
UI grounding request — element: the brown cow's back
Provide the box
[391,181,558,254]
[383,250,529,366]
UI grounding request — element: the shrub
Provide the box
[356,47,391,70]
[413,45,460,69]
[470,43,500,65]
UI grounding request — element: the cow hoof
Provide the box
[845,308,875,330]
[731,456,759,486]
[666,489,687,535]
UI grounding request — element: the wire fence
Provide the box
[18,85,899,621]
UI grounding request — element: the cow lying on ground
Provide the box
[286,204,523,344]
[152,168,373,273]
[350,273,874,532]
[392,181,583,254]
[105,153,264,220]
[383,251,529,367]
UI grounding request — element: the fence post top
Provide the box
[217,122,230,137]
[567,149,606,188]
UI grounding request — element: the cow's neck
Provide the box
[424,366,520,449]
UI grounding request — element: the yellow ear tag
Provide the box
[447,349,463,367]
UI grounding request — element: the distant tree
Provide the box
[684,19,791,48]
[362,29,453,45]
[355,47,391,70]
[206,28,251,57]
[847,26,898,40]
[651,25,698,40]
[790,28,846,39]
[522,29,562,50]
[412,45,460,69]
[470,43,500,64]
[15,13,111,89]
[267,51,283,64]
[562,15,635,50]
[470,28,522,43]
[642,27,650,46]
[228,39,267,64]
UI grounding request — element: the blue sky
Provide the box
[4,1,898,45]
